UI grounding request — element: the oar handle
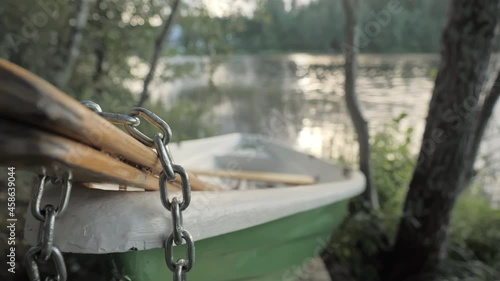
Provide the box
[190,169,316,185]
[0,59,218,191]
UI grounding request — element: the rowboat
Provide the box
[0,59,365,281]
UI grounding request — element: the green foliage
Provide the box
[212,0,447,54]
[1,0,448,113]
[140,98,217,142]
[326,211,389,280]
[0,0,223,105]
[329,114,500,280]
[436,259,499,281]
[372,113,416,214]
[445,190,500,279]
[327,114,416,280]
[177,4,243,55]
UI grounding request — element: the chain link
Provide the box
[26,173,72,281]
[26,246,67,281]
[165,230,195,272]
[126,107,195,281]
[30,175,72,221]
[174,263,185,281]
[39,205,56,261]
[81,100,140,126]
[170,198,184,245]
[154,134,176,181]
[160,165,191,211]
[124,107,173,146]
[82,102,195,281]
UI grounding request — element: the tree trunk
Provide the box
[383,1,500,280]
[342,0,379,211]
[92,0,107,96]
[136,0,181,107]
[53,0,90,89]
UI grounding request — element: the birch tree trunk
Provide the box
[136,0,181,107]
[383,0,500,279]
[342,0,379,210]
[53,0,90,89]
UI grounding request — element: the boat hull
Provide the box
[112,200,347,281]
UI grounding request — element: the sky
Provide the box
[202,0,313,17]
[202,0,257,17]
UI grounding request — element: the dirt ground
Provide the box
[294,258,331,281]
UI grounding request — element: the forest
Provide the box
[0,0,450,112]
[188,0,448,54]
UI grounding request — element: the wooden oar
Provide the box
[0,59,217,191]
[190,169,317,185]
[0,119,160,190]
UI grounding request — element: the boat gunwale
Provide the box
[24,172,364,254]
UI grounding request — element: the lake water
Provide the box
[141,53,499,203]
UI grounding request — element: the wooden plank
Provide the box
[190,169,316,185]
[0,59,217,191]
[0,119,160,190]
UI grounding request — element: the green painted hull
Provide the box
[110,200,348,281]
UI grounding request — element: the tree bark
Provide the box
[342,0,379,211]
[136,0,181,107]
[383,1,500,280]
[467,72,500,172]
[53,0,90,89]
[92,0,107,96]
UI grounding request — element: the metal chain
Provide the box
[80,100,140,126]
[26,173,72,281]
[82,101,195,281]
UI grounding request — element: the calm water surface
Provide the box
[143,53,499,201]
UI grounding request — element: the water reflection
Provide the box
[142,53,499,202]
[150,54,438,157]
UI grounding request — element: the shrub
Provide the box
[328,113,500,280]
